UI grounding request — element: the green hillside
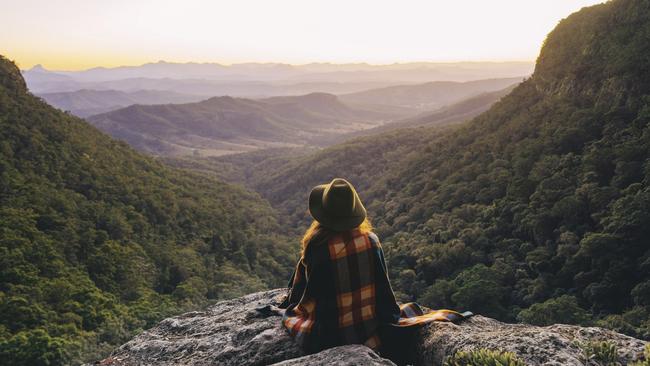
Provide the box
[206,0,650,338]
[374,0,650,333]
[0,56,294,365]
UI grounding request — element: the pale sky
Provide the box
[1,0,605,70]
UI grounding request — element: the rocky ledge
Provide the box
[94,289,647,365]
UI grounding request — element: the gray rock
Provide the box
[270,345,396,365]
[95,289,304,366]
[95,289,648,366]
[415,314,647,365]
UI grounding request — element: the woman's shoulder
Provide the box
[365,231,381,247]
[303,230,332,258]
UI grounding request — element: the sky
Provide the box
[1,0,606,71]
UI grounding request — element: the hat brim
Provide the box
[309,184,366,231]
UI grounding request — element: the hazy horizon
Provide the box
[3,0,604,70]
[25,59,534,73]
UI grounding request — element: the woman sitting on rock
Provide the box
[280,178,471,362]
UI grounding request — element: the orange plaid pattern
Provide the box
[396,303,467,326]
[328,232,372,259]
[284,298,316,336]
[281,229,471,353]
[337,284,376,327]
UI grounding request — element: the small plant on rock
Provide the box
[444,348,527,366]
[579,341,621,366]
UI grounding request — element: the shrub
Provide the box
[579,341,621,366]
[517,295,590,326]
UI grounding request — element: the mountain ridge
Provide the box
[24,61,533,83]
[340,77,522,110]
[36,89,206,117]
[86,92,391,156]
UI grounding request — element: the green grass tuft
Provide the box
[444,348,527,366]
[579,341,621,366]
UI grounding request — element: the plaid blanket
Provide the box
[281,229,470,353]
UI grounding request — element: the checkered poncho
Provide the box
[280,229,469,353]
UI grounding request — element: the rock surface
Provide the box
[271,345,396,366]
[95,289,647,366]
[416,314,647,366]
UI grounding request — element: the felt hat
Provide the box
[308,178,367,231]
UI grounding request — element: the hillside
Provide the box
[166,86,515,191]
[318,85,517,145]
[37,89,206,117]
[339,77,522,111]
[0,55,294,365]
[201,0,650,339]
[87,93,397,156]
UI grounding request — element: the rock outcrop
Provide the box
[95,289,647,366]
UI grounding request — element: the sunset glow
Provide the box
[2,0,605,70]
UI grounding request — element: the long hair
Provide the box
[300,218,373,257]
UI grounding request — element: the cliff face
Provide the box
[94,289,647,366]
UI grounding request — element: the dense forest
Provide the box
[0,56,294,365]
[182,0,650,340]
[3,0,650,364]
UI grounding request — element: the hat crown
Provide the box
[308,178,366,231]
[322,179,356,215]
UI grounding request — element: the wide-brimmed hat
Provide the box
[308,178,367,231]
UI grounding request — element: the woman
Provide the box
[280,178,471,360]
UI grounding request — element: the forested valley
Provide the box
[1,0,649,365]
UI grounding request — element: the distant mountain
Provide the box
[24,75,404,96]
[37,89,206,117]
[373,84,517,130]
[291,65,530,83]
[21,62,532,96]
[0,55,293,365]
[340,77,523,111]
[24,61,533,83]
[86,92,394,156]
[21,64,79,92]
[318,85,517,145]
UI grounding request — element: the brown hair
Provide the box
[300,218,373,257]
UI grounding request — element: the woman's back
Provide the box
[282,228,400,352]
[280,178,471,360]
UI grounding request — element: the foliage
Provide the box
[443,348,527,366]
[579,341,621,366]
[517,295,590,326]
[0,55,295,365]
